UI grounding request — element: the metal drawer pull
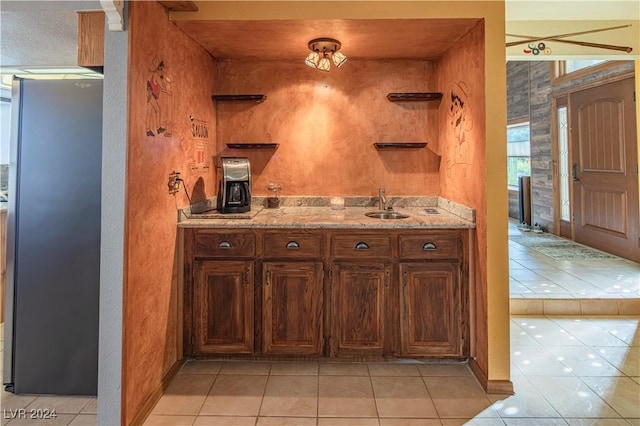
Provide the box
[355,242,370,250]
[286,241,300,249]
[422,242,437,251]
[218,241,232,249]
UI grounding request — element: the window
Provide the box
[557,106,571,221]
[564,60,607,74]
[552,60,612,83]
[507,122,531,187]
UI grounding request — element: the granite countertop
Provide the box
[178,197,475,230]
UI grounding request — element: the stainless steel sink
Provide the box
[365,211,410,219]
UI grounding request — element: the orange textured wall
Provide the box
[125,2,216,424]
[436,22,488,377]
[216,60,440,197]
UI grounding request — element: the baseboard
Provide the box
[468,358,514,395]
[510,298,640,315]
[129,358,185,426]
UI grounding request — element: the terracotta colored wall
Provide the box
[435,23,490,378]
[125,2,216,424]
[216,60,440,197]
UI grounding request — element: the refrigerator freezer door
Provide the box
[3,78,102,395]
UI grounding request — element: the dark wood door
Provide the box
[331,262,390,357]
[400,263,461,356]
[570,77,639,262]
[194,261,254,354]
[262,262,323,355]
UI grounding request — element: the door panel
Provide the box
[194,261,254,354]
[262,262,323,355]
[331,262,390,357]
[400,263,461,356]
[570,78,638,261]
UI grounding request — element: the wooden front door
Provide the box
[570,77,639,262]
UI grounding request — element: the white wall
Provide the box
[98,9,127,426]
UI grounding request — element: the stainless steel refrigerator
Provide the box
[3,78,102,395]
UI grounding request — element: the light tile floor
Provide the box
[508,219,640,300]
[140,315,640,426]
[1,316,639,425]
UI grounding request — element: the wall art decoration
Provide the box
[507,24,633,54]
[145,57,174,137]
[187,115,211,175]
[445,80,474,179]
[448,81,473,145]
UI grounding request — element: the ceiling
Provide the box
[174,18,480,61]
[0,1,638,73]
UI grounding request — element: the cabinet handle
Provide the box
[218,241,232,249]
[286,241,300,249]
[385,270,390,288]
[422,242,437,251]
[403,270,408,288]
[355,242,370,250]
[266,269,271,286]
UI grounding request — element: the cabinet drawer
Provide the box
[331,235,392,258]
[399,233,460,259]
[194,231,256,258]
[264,233,322,258]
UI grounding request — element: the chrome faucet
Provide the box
[378,188,388,211]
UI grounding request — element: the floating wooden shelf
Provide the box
[374,142,427,149]
[212,94,266,103]
[387,92,443,102]
[226,143,279,150]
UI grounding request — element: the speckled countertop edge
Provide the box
[178,196,475,229]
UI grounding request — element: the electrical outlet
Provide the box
[168,171,181,195]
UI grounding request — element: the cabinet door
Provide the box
[194,261,254,354]
[263,262,323,355]
[331,262,390,357]
[400,262,461,356]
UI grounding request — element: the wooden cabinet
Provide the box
[185,228,468,360]
[331,234,392,259]
[194,230,255,258]
[262,262,323,355]
[263,233,322,258]
[77,12,105,68]
[331,262,390,357]
[398,232,464,357]
[400,262,461,356]
[193,260,254,354]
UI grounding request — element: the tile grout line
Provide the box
[192,365,219,425]
[365,363,382,423]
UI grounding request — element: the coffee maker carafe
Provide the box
[217,157,251,213]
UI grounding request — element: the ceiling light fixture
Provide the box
[305,38,347,72]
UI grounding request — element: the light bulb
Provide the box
[332,51,347,68]
[317,56,330,72]
[305,51,319,68]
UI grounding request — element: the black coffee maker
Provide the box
[217,157,251,213]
